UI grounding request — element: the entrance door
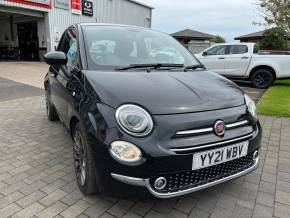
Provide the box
[17,22,39,61]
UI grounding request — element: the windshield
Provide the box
[83,25,200,70]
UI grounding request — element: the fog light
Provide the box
[110,141,142,163]
[154,177,167,190]
[253,150,259,160]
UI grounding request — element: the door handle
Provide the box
[50,73,56,77]
[218,57,225,59]
[241,57,249,59]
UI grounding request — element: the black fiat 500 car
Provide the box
[44,23,261,198]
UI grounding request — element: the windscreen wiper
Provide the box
[116,63,184,71]
[183,64,206,71]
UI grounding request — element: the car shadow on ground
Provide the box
[0,76,43,102]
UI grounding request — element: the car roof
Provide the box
[77,23,148,30]
[74,23,171,37]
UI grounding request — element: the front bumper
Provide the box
[90,104,262,198]
[111,154,259,198]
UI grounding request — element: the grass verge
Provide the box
[257,79,290,117]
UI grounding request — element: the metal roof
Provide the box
[171,29,215,40]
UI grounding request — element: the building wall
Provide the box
[95,0,151,28]
[37,19,47,48]
[46,7,96,51]
[175,38,212,53]
[188,40,212,54]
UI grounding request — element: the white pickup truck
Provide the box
[195,43,290,88]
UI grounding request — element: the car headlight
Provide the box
[110,141,142,163]
[115,104,153,137]
[244,94,258,120]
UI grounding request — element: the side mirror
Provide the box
[202,51,208,56]
[44,51,67,66]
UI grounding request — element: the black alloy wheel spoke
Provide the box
[45,93,50,116]
[73,131,86,186]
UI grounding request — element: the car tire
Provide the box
[45,88,59,121]
[251,69,274,89]
[72,122,99,195]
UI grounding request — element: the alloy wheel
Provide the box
[253,72,270,88]
[73,130,86,186]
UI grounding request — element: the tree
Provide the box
[212,35,226,43]
[259,27,289,50]
[257,0,290,34]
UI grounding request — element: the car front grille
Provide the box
[150,153,255,193]
[175,120,249,137]
[170,133,254,154]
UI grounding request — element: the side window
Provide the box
[253,45,259,54]
[206,46,227,56]
[58,32,70,53]
[58,29,78,67]
[230,45,248,54]
[67,39,78,67]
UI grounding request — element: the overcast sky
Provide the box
[141,0,266,42]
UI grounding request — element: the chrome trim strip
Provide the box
[226,120,249,129]
[145,157,259,199]
[170,133,254,152]
[176,120,249,136]
[111,174,146,187]
[111,157,259,199]
[176,127,213,136]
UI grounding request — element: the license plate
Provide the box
[192,141,249,170]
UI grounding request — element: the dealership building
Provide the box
[0,0,153,61]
